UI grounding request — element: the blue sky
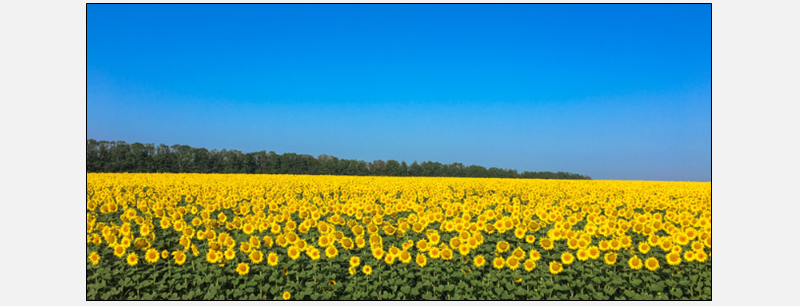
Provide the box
[87,4,711,181]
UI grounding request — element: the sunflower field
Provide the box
[86,173,711,300]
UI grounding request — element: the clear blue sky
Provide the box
[87,4,711,182]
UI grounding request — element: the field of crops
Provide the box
[86,173,711,300]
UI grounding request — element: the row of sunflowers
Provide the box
[87,173,710,300]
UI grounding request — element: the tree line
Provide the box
[86,139,592,180]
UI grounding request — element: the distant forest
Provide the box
[86,139,592,180]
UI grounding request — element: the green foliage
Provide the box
[86,139,592,179]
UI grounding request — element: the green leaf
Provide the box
[594,292,606,300]
[623,290,635,298]
[649,281,665,292]
[401,286,411,294]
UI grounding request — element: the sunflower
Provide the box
[684,251,695,262]
[243,223,255,235]
[113,245,126,258]
[514,227,526,239]
[675,234,689,246]
[161,250,169,259]
[522,258,536,271]
[620,236,632,248]
[695,251,707,262]
[126,252,139,266]
[540,238,554,250]
[236,262,250,276]
[283,291,291,300]
[567,238,579,250]
[525,235,536,244]
[145,248,159,264]
[389,246,401,257]
[173,250,187,265]
[276,235,289,248]
[341,237,354,250]
[267,252,279,266]
[512,247,526,260]
[350,256,361,267]
[362,265,373,276]
[474,255,486,267]
[441,247,454,260]
[288,246,301,260]
[666,252,682,266]
[691,241,704,252]
[325,245,338,259]
[628,256,642,270]
[307,248,321,261]
[384,254,396,265]
[224,249,236,261]
[458,244,470,256]
[496,241,510,253]
[549,261,563,274]
[529,250,541,261]
[577,249,589,261]
[492,257,505,269]
[638,242,650,254]
[599,240,610,251]
[587,246,600,260]
[561,252,575,265]
[296,239,308,251]
[349,266,356,275]
[429,247,441,259]
[659,239,673,252]
[399,250,412,264]
[249,235,261,249]
[206,250,220,263]
[644,257,659,271]
[429,233,440,245]
[416,253,427,267]
[507,256,520,270]
[250,250,264,264]
[140,225,151,237]
[372,248,385,260]
[240,242,252,253]
[89,252,100,265]
[319,235,331,248]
